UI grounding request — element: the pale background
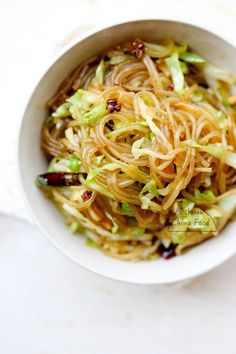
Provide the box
[1,0,236,353]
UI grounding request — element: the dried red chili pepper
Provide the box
[157,243,176,259]
[36,172,80,187]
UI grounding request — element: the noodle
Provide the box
[36,39,236,261]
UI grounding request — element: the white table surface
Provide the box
[1,0,236,353]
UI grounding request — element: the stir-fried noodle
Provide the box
[36,39,236,260]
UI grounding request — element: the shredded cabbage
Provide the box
[192,91,204,102]
[179,52,205,63]
[63,203,88,222]
[48,157,70,172]
[106,212,119,233]
[139,180,159,211]
[219,92,231,107]
[93,155,105,166]
[48,155,82,173]
[67,89,98,119]
[194,189,216,201]
[183,139,236,169]
[203,63,236,85]
[217,193,236,230]
[86,237,99,247]
[70,221,80,234]
[121,202,133,216]
[216,110,228,129]
[144,42,168,58]
[110,54,133,64]
[106,122,148,139]
[171,232,186,244]
[87,163,121,182]
[82,102,108,125]
[206,207,222,218]
[157,185,171,196]
[52,102,70,118]
[67,155,82,172]
[84,180,114,198]
[85,163,121,198]
[166,52,184,94]
[132,121,149,127]
[137,97,172,149]
[177,43,188,54]
[174,198,194,216]
[65,127,79,147]
[180,61,189,74]
[95,59,105,86]
[126,226,145,236]
[132,137,159,159]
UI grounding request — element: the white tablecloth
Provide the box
[1,214,236,354]
[1,1,236,353]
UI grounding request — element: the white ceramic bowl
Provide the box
[18,19,236,284]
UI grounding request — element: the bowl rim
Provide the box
[17,18,236,285]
